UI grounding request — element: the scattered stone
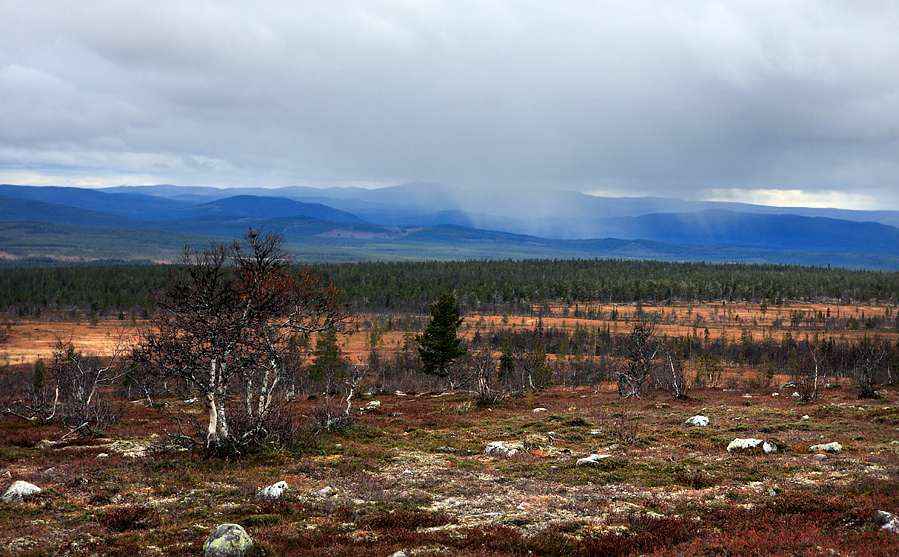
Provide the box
[768,490,777,496]
[97,453,109,459]
[1,480,42,503]
[771,392,780,397]
[576,454,612,467]
[256,480,288,501]
[780,381,796,389]
[203,523,254,557]
[360,400,382,414]
[800,415,810,421]
[589,430,601,435]
[318,485,337,497]
[532,407,548,413]
[483,435,556,457]
[872,510,899,534]
[809,442,843,453]
[394,391,406,396]
[742,394,752,398]
[726,438,777,454]
[791,392,801,398]
[388,552,410,557]
[183,397,199,404]
[484,441,522,457]
[685,415,709,427]
[435,446,473,456]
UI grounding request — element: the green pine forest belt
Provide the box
[0,259,897,317]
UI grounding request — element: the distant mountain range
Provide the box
[1,182,898,269]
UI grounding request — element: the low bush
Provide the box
[101,505,160,532]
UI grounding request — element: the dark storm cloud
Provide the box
[1,1,897,208]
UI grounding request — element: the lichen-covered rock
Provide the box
[575,454,612,467]
[318,485,337,497]
[809,442,842,453]
[484,441,523,457]
[872,510,899,534]
[726,438,777,453]
[435,446,473,456]
[203,523,254,557]
[255,481,288,501]
[685,415,709,427]
[1,481,42,503]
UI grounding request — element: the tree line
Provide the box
[2,258,899,318]
[2,241,898,456]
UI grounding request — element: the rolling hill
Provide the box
[0,184,191,220]
[2,183,899,269]
[594,210,899,255]
[180,195,365,223]
[103,182,899,235]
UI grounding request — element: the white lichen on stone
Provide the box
[203,523,254,557]
[685,415,709,427]
[1,481,42,503]
[726,438,777,453]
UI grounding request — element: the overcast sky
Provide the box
[2,1,898,209]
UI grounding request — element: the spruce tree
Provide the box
[499,335,515,383]
[32,358,46,392]
[417,290,467,377]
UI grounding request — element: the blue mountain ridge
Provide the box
[3,184,899,267]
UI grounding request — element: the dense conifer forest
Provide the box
[1,259,898,318]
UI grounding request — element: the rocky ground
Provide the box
[2,385,899,556]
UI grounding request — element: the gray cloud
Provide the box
[1,1,898,208]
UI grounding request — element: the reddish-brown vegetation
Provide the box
[1,300,898,555]
[1,383,898,556]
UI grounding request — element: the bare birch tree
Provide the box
[135,229,341,450]
[618,321,660,398]
[3,333,128,436]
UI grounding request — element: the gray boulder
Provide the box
[485,434,557,458]
[318,485,337,497]
[872,510,899,534]
[1,480,42,503]
[203,523,254,557]
[576,454,612,467]
[255,480,288,501]
[726,438,777,454]
[484,441,523,457]
[435,446,473,456]
[685,415,709,427]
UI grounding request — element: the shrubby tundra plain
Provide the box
[1,231,899,555]
[6,0,899,553]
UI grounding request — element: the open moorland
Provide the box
[2,296,899,556]
[2,256,899,555]
[1,376,898,556]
